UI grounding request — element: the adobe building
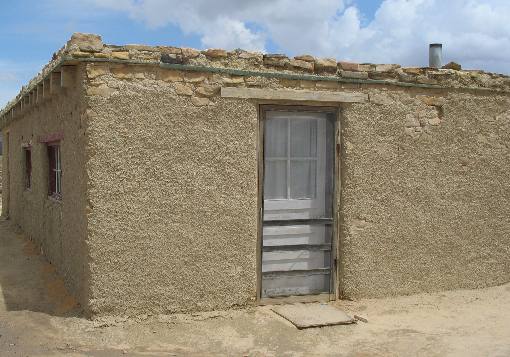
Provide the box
[1,33,509,317]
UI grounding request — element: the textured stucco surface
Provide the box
[85,66,259,316]
[339,90,510,299]
[0,66,89,307]
[84,63,510,315]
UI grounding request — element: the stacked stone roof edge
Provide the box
[1,32,510,118]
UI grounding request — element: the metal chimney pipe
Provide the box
[429,43,442,68]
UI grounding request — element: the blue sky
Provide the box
[1,0,509,108]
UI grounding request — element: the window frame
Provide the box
[47,142,62,199]
[22,145,32,190]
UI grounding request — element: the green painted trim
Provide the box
[159,62,444,89]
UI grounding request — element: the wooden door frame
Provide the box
[257,104,340,305]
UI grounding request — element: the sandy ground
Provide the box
[0,215,510,356]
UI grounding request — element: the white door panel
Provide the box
[262,250,331,272]
[262,272,331,297]
[263,225,328,246]
[262,110,334,298]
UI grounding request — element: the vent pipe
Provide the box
[429,43,442,68]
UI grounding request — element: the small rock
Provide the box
[161,53,183,65]
[238,51,263,61]
[263,54,289,67]
[93,52,110,59]
[111,51,130,60]
[173,83,193,96]
[181,48,200,59]
[294,54,315,62]
[402,67,423,75]
[375,64,401,72]
[288,59,314,72]
[184,72,207,83]
[222,76,245,84]
[67,32,103,52]
[195,85,220,97]
[314,58,337,73]
[203,49,228,58]
[358,63,375,72]
[338,61,359,71]
[71,51,92,58]
[159,46,182,55]
[442,61,462,71]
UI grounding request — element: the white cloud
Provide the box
[79,0,510,73]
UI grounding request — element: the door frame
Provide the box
[257,104,340,304]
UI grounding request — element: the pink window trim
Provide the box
[39,132,64,143]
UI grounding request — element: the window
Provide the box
[264,115,319,199]
[47,144,62,198]
[23,146,32,189]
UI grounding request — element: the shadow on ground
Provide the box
[0,217,81,317]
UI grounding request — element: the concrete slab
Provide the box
[271,303,355,329]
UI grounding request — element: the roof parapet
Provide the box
[1,33,510,124]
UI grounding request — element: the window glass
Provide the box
[290,119,317,157]
[290,160,316,199]
[264,160,287,199]
[265,118,287,158]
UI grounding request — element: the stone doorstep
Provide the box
[271,303,355,329]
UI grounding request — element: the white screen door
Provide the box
[262,110,335,298]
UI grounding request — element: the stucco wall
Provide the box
[83,61,510,316]
[340,90,510,298]
[85,62,510,315]
[85,65,259,316]
[1,65,89,307]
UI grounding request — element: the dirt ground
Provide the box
[0,215,509,356]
